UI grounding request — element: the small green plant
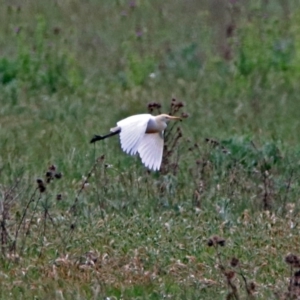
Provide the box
[0,16,82,93]
[125,53,156,87]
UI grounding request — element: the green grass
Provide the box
[1,0,300,299]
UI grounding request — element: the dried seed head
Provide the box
[230,257,239,267]
[218,238,226,247]
[181,112,189,118]
[45,171,54,183]
[176,101,184,108]
[205,138,220,147]
[285,254,300,268]
[226,24,235,38]
[36,179,43,184]
[248,282,256,292]
[54,172,62,179]
[152,102,161,109]
[39,187,46,193]
[207,236,226,247]
[36,179,46,193]
[224,270,235,280]
[294,270,300,278]
[207,239,214,247]
[56,194,62,201]
[53,27,60,35]
[49,165,56,171]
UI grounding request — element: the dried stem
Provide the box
[69,155,105,215]
[11,188,38,254]
[250,141,272,210]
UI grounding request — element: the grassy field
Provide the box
[1,0,300,299]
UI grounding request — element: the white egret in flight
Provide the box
[90,114,181,171]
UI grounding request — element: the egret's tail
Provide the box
[90,129,121,143]
[90,135,104,143]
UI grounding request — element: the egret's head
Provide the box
[157,114,182,123]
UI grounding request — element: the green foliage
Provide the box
[0,16,82,93]
[122,52,156,87]
[213,137,282,171]
[0,57,18,84]
[165,42,202,80]
[234,11,300,89]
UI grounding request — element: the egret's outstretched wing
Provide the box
[137,132,164,171]
[117,114,152,155]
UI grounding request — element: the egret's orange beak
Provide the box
[168,116,182,121]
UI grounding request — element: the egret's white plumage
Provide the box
[91,113,181,171]
[116,114,150,155]
[137,132,164,171]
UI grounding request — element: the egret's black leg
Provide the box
[90,129,121,143]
